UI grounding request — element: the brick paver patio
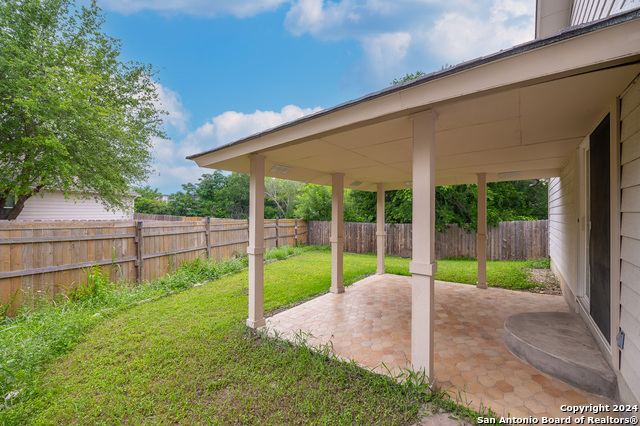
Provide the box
[264,274,616,420]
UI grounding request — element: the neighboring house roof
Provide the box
[188,9,640,191]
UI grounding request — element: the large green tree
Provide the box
[0,0,165,220]
[132,186,170,215]
[164,172,230,217]
[294,184,362,222]
[149,172,253,219]
[219,172,251,219]
[264,178,304,218]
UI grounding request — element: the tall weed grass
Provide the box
[0,245,302,411]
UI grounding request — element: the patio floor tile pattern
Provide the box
[264,274,616,420]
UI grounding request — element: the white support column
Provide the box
[477,173,488,289]
[410,110,437,381]
[331,173,345,294]
[246,154,266,329]
[376,182,386,275]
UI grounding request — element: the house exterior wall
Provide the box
[548,75,640,404]
[549,155,579,310]
[15,190,135,221]
[536,0,573,38]
[537,0,640,404]
[570,0,640,26]
[619,75,640,404]
[536,0,640,39]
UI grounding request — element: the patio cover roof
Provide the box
[188,10,640,191]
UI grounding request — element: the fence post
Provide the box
[135,221,144,282]
[295,219,298,246]
[205,217,211,259]
[275,218,280,248]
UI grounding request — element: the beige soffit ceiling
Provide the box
[188,10,640,191]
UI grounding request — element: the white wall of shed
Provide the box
[17,191,134,221]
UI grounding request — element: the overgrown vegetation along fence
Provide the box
[307,220,549,261]
[0,218,307,307]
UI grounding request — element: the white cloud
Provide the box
[148,104,322,193]
[101,0,287,18]
[427,0,534,63]
[492,0,535,20]
[154,83,190,133]
[285,0,363,39]
[284,0,419,40]
[211,105,323,145]
[360,32,412,82]
[283,0,535,87]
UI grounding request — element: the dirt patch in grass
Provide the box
[523,269,562,295]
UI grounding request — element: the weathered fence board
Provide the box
[0,218,307,308]
[133,213,183,221]
[308,220,548,260]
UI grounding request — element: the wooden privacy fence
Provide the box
[307,220,549,261]
[133,213,183,221]
[0,218,307,305]
[133,213,206,222]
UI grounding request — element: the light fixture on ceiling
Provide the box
[350,181,363,187]
[270,164,292,174]
[498,171,523,179]
[404,181,413,186]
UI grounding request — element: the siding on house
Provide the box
[536,0,573,38]
[15,191,134,221]
[535,0,640,40]
[549,154,578,306]
[549,75,640,404]
[570,0,640,25]
[620,76,640,404]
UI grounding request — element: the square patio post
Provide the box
[246,154,266,328]
[410,110,437,381]
[331,173,345,293]
[477,173,488,289]
[376,182,386,275]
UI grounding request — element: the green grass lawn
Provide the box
[435,258,535,290]
[362,251,539,291]
[266,245,540,293]
[0,246,545,425]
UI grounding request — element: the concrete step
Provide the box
[504,311,617,399]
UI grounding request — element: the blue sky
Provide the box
[97,0,536,194]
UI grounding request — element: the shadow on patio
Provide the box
[264,274,616,420]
